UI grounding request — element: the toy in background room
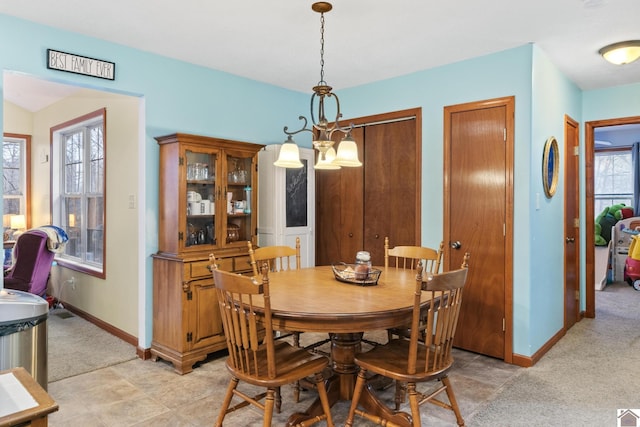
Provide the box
[624,233,640,290]
[595,203,634,246]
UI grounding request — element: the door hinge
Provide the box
[186,332,193,342]
[187,291,193,301]
[503,128,506,142]
[179,156,184,166]
[574,218,579,228]
[179,231,184,241]
[574,146,579,156]
[503,318,506,332]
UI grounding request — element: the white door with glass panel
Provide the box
[258,145,315,268]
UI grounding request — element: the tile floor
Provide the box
[46,332,523,426]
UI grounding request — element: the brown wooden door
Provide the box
[316,126,364,265]
[564,115,580,330]
[316,109,421,267]
[444,97,514,361]
[363,120,418,264]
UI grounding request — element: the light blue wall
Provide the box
[0,14,307,348]
[583,83,640,121]
[337,45,540,355]
[3,13,637,358]
[529,46,582,354]
[340,45,534,251]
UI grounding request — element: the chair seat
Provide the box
[226,340,330,388]
[355,339,452,383]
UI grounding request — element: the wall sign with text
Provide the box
[47,49,115,80]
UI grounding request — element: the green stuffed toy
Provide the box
[608,203,627,221]
[595,203,627,246]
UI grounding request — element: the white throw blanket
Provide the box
[8,225,69,268]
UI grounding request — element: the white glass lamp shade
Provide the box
[315,147,341,170]
[333,137,362,167]
[274,140,304,168]
[599,41,640,65]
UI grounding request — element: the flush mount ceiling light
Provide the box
[274,2,362,170]
[598,40,640,65]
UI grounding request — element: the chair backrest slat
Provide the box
[248,237,301,275]
[211,256,276,379]
[407,254,469,376]
[384,237,444,275]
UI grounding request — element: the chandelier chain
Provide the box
[319,12,325,85]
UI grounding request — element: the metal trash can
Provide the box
[0,288,48,389]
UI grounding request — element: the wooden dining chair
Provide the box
[248,238,302,346]
[211,259,334,427]
[384,236,444,342]
[384,236,444,273]
[247,238,330,402]
[345,254,470,427]
[248,237,301,275]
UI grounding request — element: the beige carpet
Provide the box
[468,281,640,426]
[47,308,137,382]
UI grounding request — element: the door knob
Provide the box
[565,237,575,243]
[451,241,461,249]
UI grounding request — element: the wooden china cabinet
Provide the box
[151,133,264,374]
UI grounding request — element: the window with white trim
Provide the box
[594,148,633,217]
[51,109,106,277]
[2,134,29,225]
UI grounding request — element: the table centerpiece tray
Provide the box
[331,263,381,286]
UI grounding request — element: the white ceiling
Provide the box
[2,0,640,143]
[1,0,639,93]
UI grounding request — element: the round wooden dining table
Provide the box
[254,265,430,427]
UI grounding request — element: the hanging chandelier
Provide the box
[274,2,362,170]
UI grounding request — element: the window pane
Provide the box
[64,196,83,259]
[87,196,104,263]
[64,133,83,193]
[3,136,26,217]
[594,150,633,218]
[89,126,104,194]
[3,198,20,216]
[3,169,22,195]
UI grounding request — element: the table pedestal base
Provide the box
[286,332,412,427]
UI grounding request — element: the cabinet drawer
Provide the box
[212,257,234,272]
[190,260,216,278]
[234,255,251,272]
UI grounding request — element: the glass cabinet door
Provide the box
[185,149,217,248]
[224,154,254,246]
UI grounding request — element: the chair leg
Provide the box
[264,388,276,427]
[293,380,301,402]
[395,380,407,410]
[275,386,282,413]
[215,377,239,427]
[345,368,368,427]
[442,376,465,426]
[407,382,422,427]
[313,372,334,427]
[293,332,301,347]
